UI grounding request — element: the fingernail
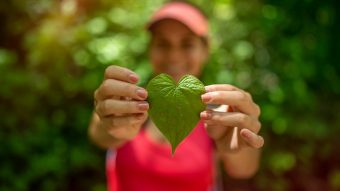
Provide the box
[138,102,149,111]
[201,94,212,103]
[241,131,251,139]
[200,111,211,119]
[200,112,206,118]
[205,86,211,92]
[136,89,147,99]
[129,74,139,83]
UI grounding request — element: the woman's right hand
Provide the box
[94,65,149,141]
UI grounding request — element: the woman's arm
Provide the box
[200,84,264,179]
[88,65,149,149]
[88,112,127,149]
[220,146,261,178]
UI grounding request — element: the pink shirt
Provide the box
[106,121,214,191]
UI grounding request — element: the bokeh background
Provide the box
[1,0,339,190]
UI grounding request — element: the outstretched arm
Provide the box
[88,65,149,149]
[200,84,264,178]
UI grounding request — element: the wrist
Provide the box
[90,119,126,149]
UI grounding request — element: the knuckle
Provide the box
[120,101,137,113]
[131,115,143,125]
[101,80,112,94]
[126,116,135,126]
[255,121,262,132]
[238,114,250,127]
[205,85,214,91]
[111,118,119,129]
[132,101,141,112]
[234,91,246,103]
[211,113,222,122]
[107,117,117,129]
[96,101,109,117]
[104,65,116,78]
[121,67,132,75]
[94,89,98,99]
[124,83,135,95]
[238,92,248,102]
[94,89,100,103]
[255,104,261,116]
[245,92,252,100]
[214,91,221,96]
[101,100,111,115]
[211,92,221,100]
[95,103,102,116]
[225,84,237,90]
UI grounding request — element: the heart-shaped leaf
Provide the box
[146,73,206,155]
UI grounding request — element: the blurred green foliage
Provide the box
[0,0,339,190]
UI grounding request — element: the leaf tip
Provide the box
[171,149,176,157]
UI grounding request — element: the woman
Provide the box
[89,2,264,191]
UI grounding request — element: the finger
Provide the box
[205,84,240,92]
[213,127,240,152]
[104,65,139,83]
[205,84,256,105]
[102,113,147,130]
[201,111,261,133]
[107,118,141,140]
[201,91,258,116]
[204,123,229,140]
[96,99,149,117]
[204,85,260,117]
[240,129,264,149]
[95,79,148,101]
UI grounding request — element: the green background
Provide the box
[0,0,339,190]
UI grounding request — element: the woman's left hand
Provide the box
[200,84,264,154]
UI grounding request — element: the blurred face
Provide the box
[149,19,208,82]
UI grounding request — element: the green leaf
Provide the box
[146,73,206,155]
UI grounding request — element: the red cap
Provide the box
[147,2,208,37]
